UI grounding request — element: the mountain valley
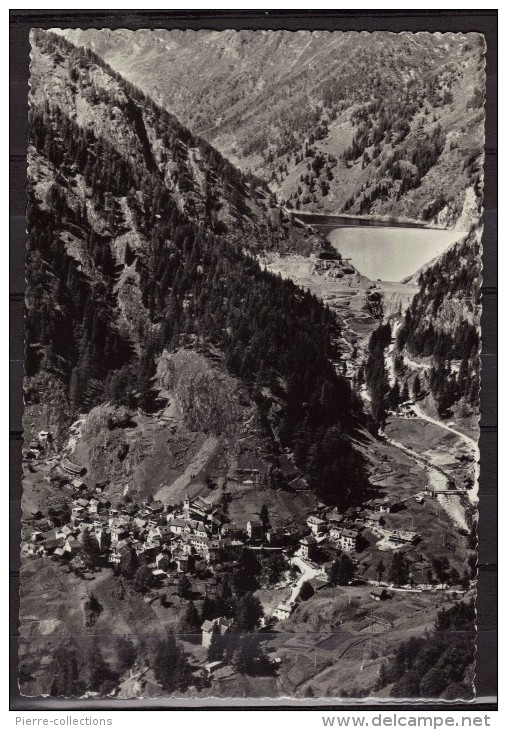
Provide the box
[20,28,483,702]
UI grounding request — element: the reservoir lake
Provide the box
[328,226,465,281]
[294,213,465,281]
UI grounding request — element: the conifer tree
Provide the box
[180,601,201,635]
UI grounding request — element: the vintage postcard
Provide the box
[20,29,484,701]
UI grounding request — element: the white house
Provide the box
[71,505,85,521]
[201,617,233,648]
[88,498,100,514]
[306,515,326,536]
[167,518,188,535]
[332,527,358,552]
[299,535,317,559]
[246,519,263,540]
[273,602,294,620]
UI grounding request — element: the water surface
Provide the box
[326,226,465,281]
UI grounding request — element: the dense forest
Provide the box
[396,229,481,415]
[26,30,369,508]
[376,601,475,700]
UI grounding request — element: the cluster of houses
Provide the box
[22,454,310,583]
[23,436,421,609]
[23,478,256,577]
[24,460,420,580]
[299,497,420,560]
[297,512,361,561]
[23,430,54,460]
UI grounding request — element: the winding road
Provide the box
[382,318,479,524]
[411,403,479,461]
[289,556,322,603]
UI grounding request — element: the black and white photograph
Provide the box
[19,26,486,702]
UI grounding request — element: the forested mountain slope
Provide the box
[60,28,485,225]
[396,228,481,416]
[26,29,368,506]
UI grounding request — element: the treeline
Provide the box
[376,601,475,700]
[397,230,481,414]
[27,34,370,508]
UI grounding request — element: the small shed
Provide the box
[370,588,390,602]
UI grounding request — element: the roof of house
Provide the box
[204,661,223,672]
[371,588,388,597]
[300,535,317,545]
[247,519,263,528]
[201,617,233,632]
[168,518,191,528]
[276,602,294,613]
[61,459,86,474]
[327,510,344,522]
[390,530,418,541]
